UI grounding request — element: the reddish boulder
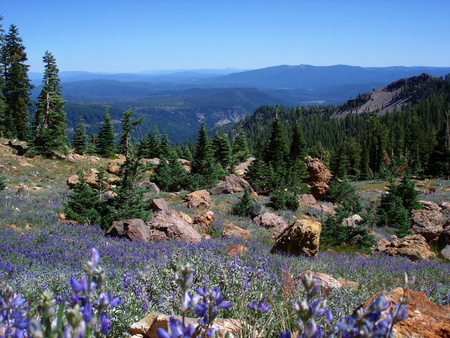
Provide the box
[147,210,201,243]
[209,174,256,196]
[373,235,436,261]
[304,157,332,200]
[106,219,150,242]
[222,224,249,240]
[358,288,450,338]
[184,190,210,209]
[194,211,216,227]
[253,212,288,231]
[150,198,168,211]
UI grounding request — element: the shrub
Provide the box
[268,189,299,211]
[231,187,254,215]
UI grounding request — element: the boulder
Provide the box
[373,235,436,261]
[129,313,241,338]
[177,158,191,172]
[222,224,249,240]
[411,209,445,242]
[147,210,201,243]
[437,226,450,248]
[226,245,248,256]
[441,245,450,260]
[420,200,442,212]
[107,159,125,175]
[298,194,317,206]
[85,168,100,189]
[106,219,150,243]
[342,214,364,227]
[234,157,255,177]
[67,175,80,188]
[357,288,450,338]
[184,190,210,209]
[209,175,256,196]
[243,204,269,219]
[253,212,288,231]
[194,211,216,227]
[440,201,450,214]
[137,181,160,195]
[150,198,168,211]
[304,156,332,200]
[144,158,160,166]
[271,219,322,258]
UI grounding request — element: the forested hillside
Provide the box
[237,74,450,179]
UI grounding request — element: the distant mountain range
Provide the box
[29,64,450,143]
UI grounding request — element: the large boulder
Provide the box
[107,158,126,175]
[150,198,168,211]
[146,210,201,243]
[194,211,216,227]
[420,200,442,212]
[411,209,445,242]
[271,219,322,258]
[358,288,450,337]
[184,190,210,209]
[137,181,160,195]
[209,175,256,196]
[298,194,317,206]
[373,235,436,261]
[304,157,332,200]
[106,219,150,242]
[177,158,191,173]
[253,212,288,231]
[234,157,255,177]
[222,224,249,240]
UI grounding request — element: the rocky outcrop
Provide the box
[177,158,191,172]
[209,175,256,196]
[358,287,450,338]
[129,313,241,338]
[234,157,255,177]
[373,235,436,261]
[107,159,126,175]
[222,224,249,240]
[304,157,332,200]
[137,181,160,195]
[271,219,322,258]
[106,219,150,242]
[184,190,210,209]
[244,204,269,219]
[253,212,288,231]
[146,210,201,243]
[194,211,216,227]
[420,200,442,212]
[298,194,317,206]
[342,214,364,227]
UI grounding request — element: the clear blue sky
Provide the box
[2,0,449,73]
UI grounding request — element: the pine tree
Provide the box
[212,131,233,170]
[139,128,161,159]
[1,25,33,140]
[265,117,288,170]
[117,109,143,160]
[191,122,219,187]
[97,109,116,157]
[29,51,67,155]
[72,117,89,155]
[160,131,173,159]
[182,145,193,162]
[0,17,5,137]
[232,128,250,162]
[231,187,254,215]
[287,123,309,191]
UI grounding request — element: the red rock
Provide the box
[106,219,150,243]
[304,157,332,200]
[358,288,450,338]
[252,212,288,231]
[226,245,248,256]
[222,224,249,240]
[184,190,210,209]
[194,212,216,227]
[150,198,168,211]
[147,210,201,243]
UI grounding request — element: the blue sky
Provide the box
[2,0,449,73]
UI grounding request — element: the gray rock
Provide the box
[106,219,150,243]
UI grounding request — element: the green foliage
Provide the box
[1,25,33,140]
[212,131,233,170]
[231,187,254,215]
[325,178,363,214]
[152,154,195,192]
[232,127,250,162]
[29,51,68,156]
[268,188,299,211]
[265,117,288,169]
[191,123,220,187]
[96,109,116,158]
[117,109,143,159]
[72,118,89,155]
[0,175,6,190]
[321,206,376,248]
[139,128,162,159]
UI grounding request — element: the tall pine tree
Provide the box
[72,117,89,155]
[29,51,67,155]
[1,25,33,140]
[97,108,116,157]
[117,109,143,160]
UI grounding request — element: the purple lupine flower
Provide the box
[90,248,100,268]
[98,312,111,335]
[279,330,291,338]
[156,316,195,338]
[247,299,271,314]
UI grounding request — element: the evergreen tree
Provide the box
[232,128,250,162]
[97,109,116,157]
[265,117,288,170]
[182,145,193,162]
[231,187,254,215]
[287,123,309,191]
[117,109,143,160]
[0,17,5,137]
[29,51,67,155]
[212,131,233,170]
[246,158,274,194]
[72,117,89,155]
[191,122,219,187]
[160,131,173,159]
[139,128,161,159]
[426,126,450,178]
[1,25,33,140]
